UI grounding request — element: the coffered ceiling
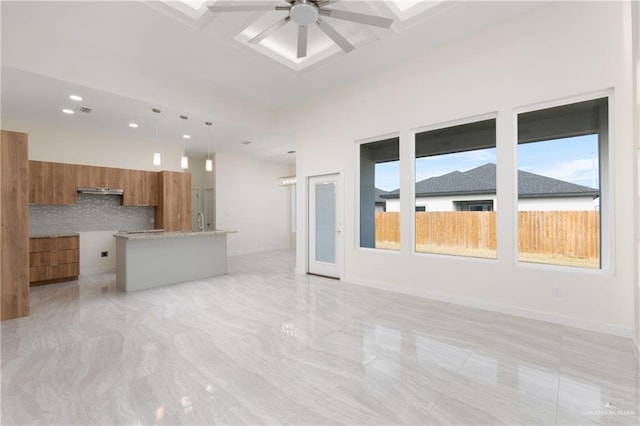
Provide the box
[1,1,543,161]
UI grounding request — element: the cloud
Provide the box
[415,148,497,182]
[529,158,599,187]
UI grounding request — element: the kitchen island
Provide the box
[114,230,235,292]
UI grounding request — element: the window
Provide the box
[414,119,497,259]
[455,200,494,212]
[517,98,606,269]
[360,137,400,250]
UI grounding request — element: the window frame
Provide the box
[355,132,402,254]
[513,91,613,273]
[410,112,499,261]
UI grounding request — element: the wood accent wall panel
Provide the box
[1,130,30,320]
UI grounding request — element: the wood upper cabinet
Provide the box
[32,162,157,206]
[156,171,191,231]
[29,161,77,205]
[123,169,159,206]
[76,165,124,189]
[29,161,53,204]
[75,164,99,188]
[1,130,30,320]
[52,163,77,205]
[103,167,125,189]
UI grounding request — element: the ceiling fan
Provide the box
[208,0,394,59]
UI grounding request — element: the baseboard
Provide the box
[80,266,115,275]
[228,245,292,257]
[344,274,633,338]
[294,267,306,275]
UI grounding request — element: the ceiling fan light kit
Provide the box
[208,0,394,59]
[290,0,318,26]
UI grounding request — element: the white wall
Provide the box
[387,194,497,212]
[632,0,640,353]
[189,156,214,189]
[518,197,597,211]
[79,231,116,274]
[288,2,635,336]
[386,195,595,213]
[2,119,184,171]
[215,152,292,255]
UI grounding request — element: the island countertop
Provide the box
[114,229,234,292]
[114,230,236,241]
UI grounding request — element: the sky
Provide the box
[374,134,599,191]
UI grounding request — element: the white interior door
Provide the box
[308,174,341,278]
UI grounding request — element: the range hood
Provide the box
[77,187,124,195]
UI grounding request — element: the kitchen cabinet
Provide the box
[29,161,77,205]
[29,161,52,204]
[123,169,159,206]
[76,164,100,188]
[29,236,79,285]
[76,165,124,189]
[156,171,191,231]
[1,130,30,320]
[103,167,125,189]
[53,162,77,204]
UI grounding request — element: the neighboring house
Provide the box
[374,188,389,212]
[382,163,599,212]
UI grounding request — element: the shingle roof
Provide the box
[374,188,389,204]
[381,163,598,199]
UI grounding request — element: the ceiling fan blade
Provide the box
[249,17,290,44]
[297,25,308,59]
[316,18,354,54]
[318,8,394,28]
[208,4,279,12]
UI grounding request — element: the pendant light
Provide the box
[180,115,189,169]
[205,121,213,172]
[278,150,297,186]
[152,108,162,166]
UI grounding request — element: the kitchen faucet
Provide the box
[196,211,205,232]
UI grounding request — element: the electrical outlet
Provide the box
[552,287,561,297]
[101,251,108,258]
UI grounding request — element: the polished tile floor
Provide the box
[2,250,639,425]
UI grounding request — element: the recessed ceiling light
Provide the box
[129,123,139,128]
[62,109,74,114]
[183,134,191,139]
[242,140,252,145]
[69,95,82,101]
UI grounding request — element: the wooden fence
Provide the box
[375,211,599,259]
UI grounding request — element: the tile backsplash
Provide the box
[29,194,155,235]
